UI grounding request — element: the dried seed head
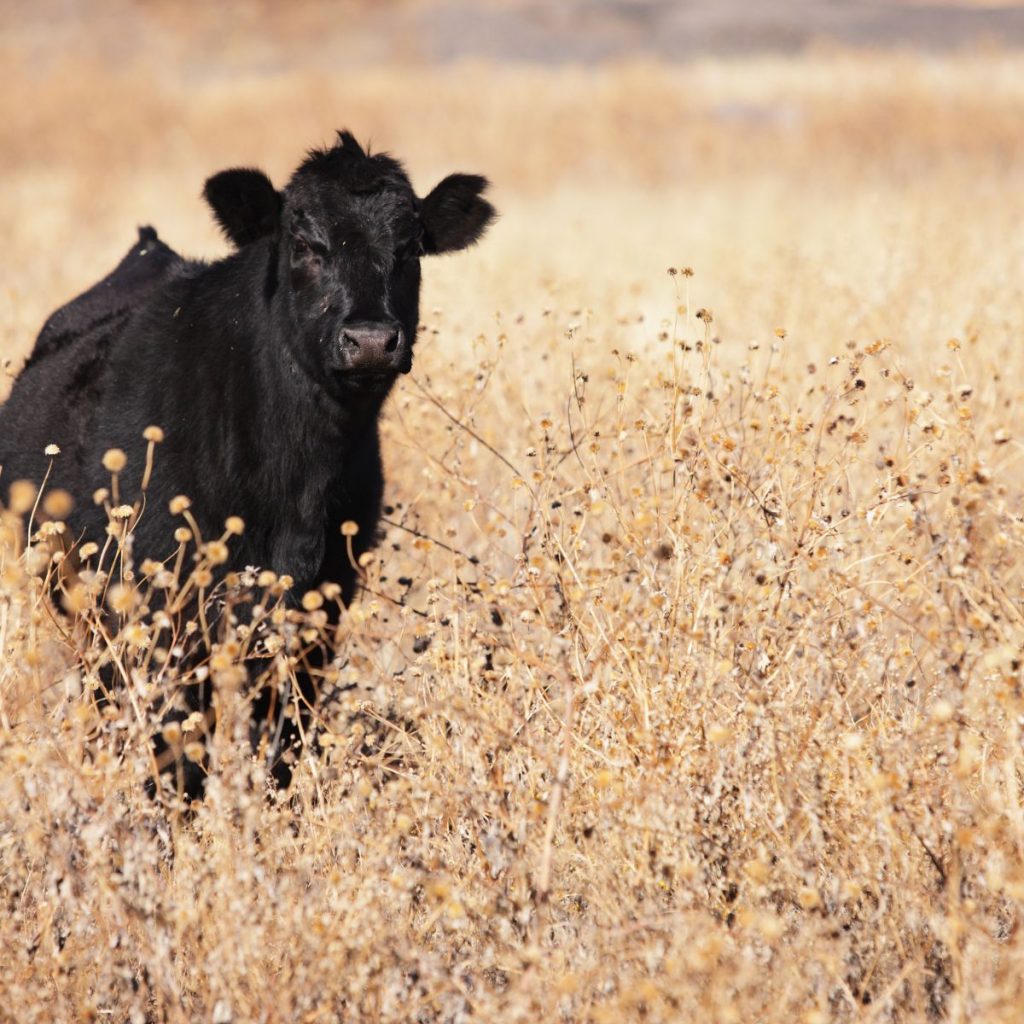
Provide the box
[143,425,165,443]
[107,584,138,614]
[205,540,229,566]
[169,495,191,515]
[341,521,359,537]
[44,443,61,456]
[797,887,821,910]
[225,516,245,536]
[708,724,732,746]
[93,488,109,506]
[123,623,149,648]
[301,591,324,611]
[102,448,127,473]
[183,741,205,764]
[210,650,234,673]
[257,570,278,587]
[62,584,90,614]
[181,711,206,732]
[78,542,99,560]
[8,479,38,515]
[110,504,135,520]
[42,489,74,519]
[161,722,183,746]
[174,527,192,543]
[24,545,50,575]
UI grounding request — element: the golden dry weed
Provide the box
[2,36,1024,1024]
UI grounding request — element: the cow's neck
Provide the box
[194,245,391,583]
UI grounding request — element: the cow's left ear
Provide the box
[203,168,283,248]
[420,174,496,255]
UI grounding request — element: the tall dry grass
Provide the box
[3,46,1024,1022]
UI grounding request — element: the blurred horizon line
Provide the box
[7,0,1024,69]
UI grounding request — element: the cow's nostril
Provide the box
[385,332,398,353]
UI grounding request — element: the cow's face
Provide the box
[203,132,495,396]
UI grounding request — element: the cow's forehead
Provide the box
[346,188,419,238]
[289,183,419,249]
[287,147,419,242]
[290,145,413,197]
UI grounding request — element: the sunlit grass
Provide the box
[3,49,1024,1022]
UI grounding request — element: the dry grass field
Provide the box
[3,35,1024,1024]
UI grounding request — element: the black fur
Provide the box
[0,132,496,796]
[202,168,283,248]
[420,174,495,255]
[26,226,187,370]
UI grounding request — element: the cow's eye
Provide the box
[291,236,324,265]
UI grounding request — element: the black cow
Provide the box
[0,131,495,795]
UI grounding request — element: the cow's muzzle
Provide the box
[338,321,407,374]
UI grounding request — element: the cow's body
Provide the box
[0,132,495,795]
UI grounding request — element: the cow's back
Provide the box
[0,228,189,527]
[25,227,186,372]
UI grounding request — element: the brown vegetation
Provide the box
[2,44,1024,1023]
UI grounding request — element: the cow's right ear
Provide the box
[202,168,283,248]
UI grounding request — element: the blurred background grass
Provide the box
[3,2,1024,389]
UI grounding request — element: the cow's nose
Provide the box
[339,322,404,372]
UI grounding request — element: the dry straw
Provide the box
[2,48,1024,1024]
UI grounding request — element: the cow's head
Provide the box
[202,132,495,394]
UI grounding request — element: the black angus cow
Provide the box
[0,131,495,795]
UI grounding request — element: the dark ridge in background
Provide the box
[9,0,1024,70]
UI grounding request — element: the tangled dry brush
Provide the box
[2,48,1024,1023]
